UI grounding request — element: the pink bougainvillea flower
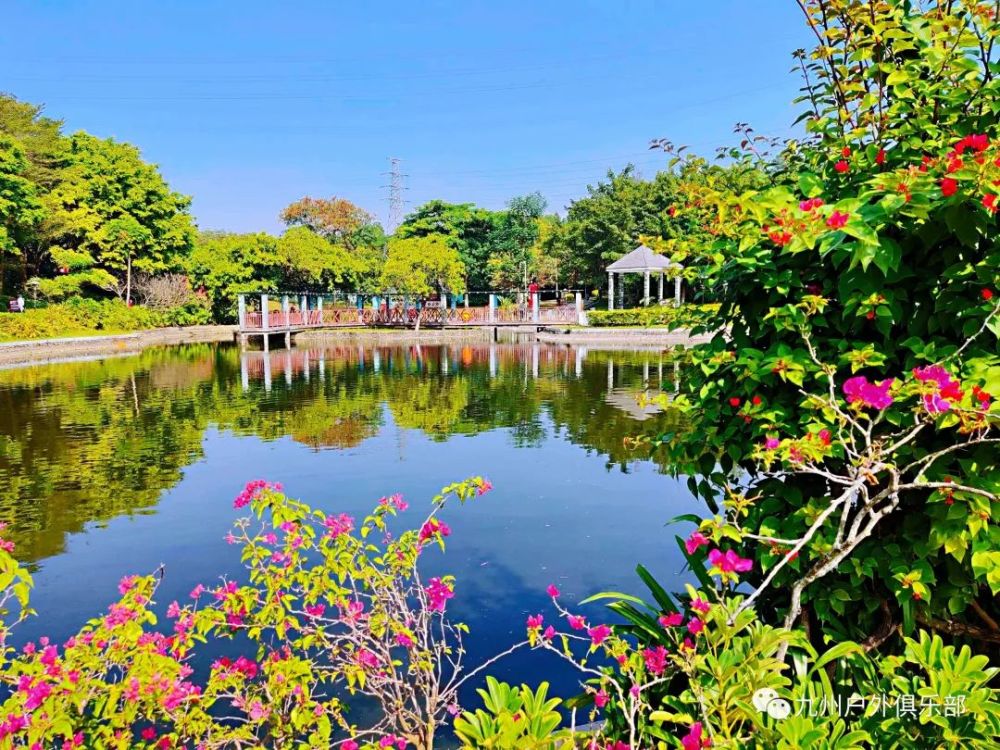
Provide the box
[826,210,850,229]
[526,614,544,629]
[546,584,560,598]
[233,479,274,509]
[659,612,684,627]
[764,437,780,450]
[117,575,138,595]
[425,577,454,612]
[681,722,710,750]
[913,365,964,413]
[188,583,206,599]
[691,597,711,614]
[594,688,609,708]
[342,742,359,750]
[642,645,669,675]
[707,548,753,574]
[418,518,451,543]
[567,615,587,631]
[587,624,612,645]
[395,633,414,648]
[357,649,380,670]
[542,625,556,640]
[323,512,354,539]
[475,478,494,495]
[304,603,326,618]
[687,617,705,635]
[684,531,710,555]
[842,376,895,409]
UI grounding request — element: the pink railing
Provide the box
[241,304,579,330]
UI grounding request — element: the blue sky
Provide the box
[2,1,813,233]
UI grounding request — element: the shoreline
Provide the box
[0,324,709,368]
[0,325,238,367]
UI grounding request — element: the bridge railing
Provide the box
[240,300,581,330]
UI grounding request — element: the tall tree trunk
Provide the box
[126,254,132,305]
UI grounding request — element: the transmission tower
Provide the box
[381,157,408,233]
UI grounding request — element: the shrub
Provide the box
[0,298,200,341]
[587,303,719,329]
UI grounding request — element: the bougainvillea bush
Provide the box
[641,0,1000,655]
[0,478,533,750]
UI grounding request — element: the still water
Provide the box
[0,341,700,702]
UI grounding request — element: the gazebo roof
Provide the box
[606,244,680,273]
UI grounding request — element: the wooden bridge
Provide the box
[237,292,586,347]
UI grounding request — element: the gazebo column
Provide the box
[608,272,614,310]
[658,273,664,302]
[675,276,682,305]
[643,271,650,306]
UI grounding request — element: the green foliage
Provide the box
[454,677,566,749]
[586,303,719,329]
[0,298,163,341]
[396,200,498,289]
[645,0,1000,651]
[380,235,466,301]
[0,135,43,262]
[42,132,195,302]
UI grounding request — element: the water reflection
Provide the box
[0,342,688,564]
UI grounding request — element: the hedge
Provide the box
[0,298,212,342]
[587,303,719,329]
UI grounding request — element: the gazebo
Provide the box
[606,244,682,310]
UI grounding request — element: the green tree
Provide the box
[277,226,358,289]
[488,192,547,290]
[42,132,195,304]
[186,232,283,321]
[0,135,44,296]
[396,200,499,289]
[380,235,466,329]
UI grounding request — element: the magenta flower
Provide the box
[691,597,711,614]
[764,437,780,450]
[843,375,895,409]
[659,612,684,627]
[567,615,587,631]
[304,603,326,618]
[323,513,354,539]
[546,584,560,598]
[686,617,705,635]
[425,577,454,612]
[588,624,612,645]
[542,625,556,640]
[118,575,138,595]
[914,365,964,413]
[526,614,544,629]
[594,688,609,708]
[357,649,380,670]
[707,548,753,574]
[681,722,710,750]
[642,645,669,675]
[475,478,493,495]
[343,742,359,750]
[418,518,451,543]
[684,531,710,555]
[233,479,274,509]
[395,633,414,648]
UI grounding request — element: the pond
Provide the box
[0,340,701,707]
